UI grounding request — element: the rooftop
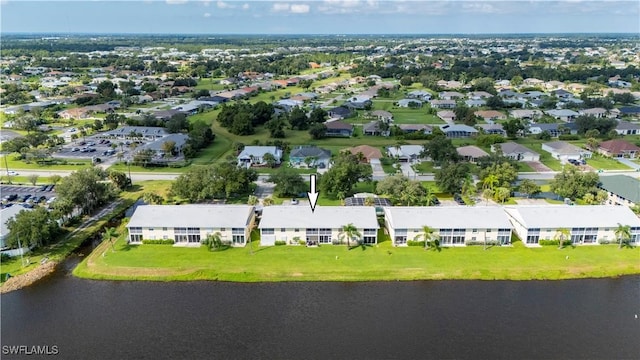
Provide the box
[258,206,379,229]
[384,206,513,230]
[503,205,640,229]
[598,175,640,204]
[127,205,255,229]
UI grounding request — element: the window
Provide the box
[163,235,168,240]
[232,235,245,244]
[175,227,187,234]
[486,229,492,233]
[472,229,478,233]
[262,228,275,235]
[162,227,167,231]
[306,228,331,244]
[497,228,511,245]
[149,228,154,231]
[440,229,465,245]
[280,228,285,232]
[571,227,597,244]
[232,228,244,234]
[175,235,188,243]
[129,234,143,243]
[129,227,142,234]
[631,227,640,243]
[294,229,299,232]
[364,229,376,235]
[220,228,226,232]
[526,228,540,244]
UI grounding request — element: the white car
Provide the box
[6,171,18,176]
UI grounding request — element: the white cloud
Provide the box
[242,3,250,10]
[217,1,234,9]
[272,3,290,12]
[203,12,211,17]
[290,4,310,13]
[201,0,210,7]
[165,0,188,5]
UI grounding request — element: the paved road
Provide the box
[617,158,640,170]
[6,168,639,184]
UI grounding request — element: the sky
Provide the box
[1,0,639,34]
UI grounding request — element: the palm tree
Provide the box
[414,225,435,249]
[262,196,274,206]
[103,227,118,252]
[482,174,498,190]
[554,228,571,249]
[424,186,438,206]
[615,223,631,249]
[204,232,223,251]
[339,223,361,247]
[482,188,494,206]
[247,195,258,206]
[364,196,375,207]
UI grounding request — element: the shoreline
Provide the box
[0,261,58,294]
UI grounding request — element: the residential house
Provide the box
[276,99,304,108]
[477,123,505,136]
[465,99,486,107]
[126,205,255,247]
[1,206,32,256]
[467,91,493,100]
[492,142,540,162]
[440,124,478,138]
[523,78,544,87]
[347,145,382,163]
[289,146,331,169]
[597,139,640,159]
[504,205,640,246]
[371,110,393,122]
[510,109,543,121]
[456,145,489,163]
[439,91,465,100]
[437,110,456,123]
[474,110,506,123]
[363,121,387,136]
[528,123,577,137]
[619,106,640,118]
[259,206,379,246]
[407,90,432,101]
[325,121,354,137]
[552,89,573,99]
[386,145,424,163]
[327,106,353,119]
[397,124,432,135]
[579,108,609,118]
[346,95,372,109]
[546,109,580,122]
[437,80,463,89]
[57,108,90,120]
[615,121,640,135]
[429,100,456,109]
[384,207,513,247]
[541,141,592,162]
[237,146,283,167]
[152,109,182,121]
[397,99,423,108]
[598,175,640,207]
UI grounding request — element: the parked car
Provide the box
[38,196,47,203]
[7,194,18,201]
[454,194,465,205]
[21,194,32,202]
[291,198,299,205]
[6,170,18,176]
[71,147,80,152]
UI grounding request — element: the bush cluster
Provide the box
[141,239,175,245]
[275,240,286,246]
[539,239,572,246]
[407,240,425,247]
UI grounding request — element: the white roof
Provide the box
[503,205,640,229]
[259,206,379,229]
[387,145,423,158]
[1,206,33,239]
[384,207,513,230]
[127,205,254,229]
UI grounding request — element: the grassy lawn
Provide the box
[1,175,53,185]
[0,155,92,171]
[412,161,436,174]
[516,162,536,172]
[517,142,563,171]
[74,231,640,282]
[585,154,632,170]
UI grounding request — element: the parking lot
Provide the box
[1,184,57,209]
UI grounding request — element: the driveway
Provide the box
[370,159,386,178]
[524,161,552,172]
[617,158,640,170]
[400,162,417,179]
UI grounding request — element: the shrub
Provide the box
[539,239,572,246]
[0,253,11,263]
[332,239,342,245]
[275,240,286,246]
[407,240,425,247]
[559,135,580,141]
[298,239,306,246]
[465,241,500,246]
[142,239,175,245]
[598,239,613,245]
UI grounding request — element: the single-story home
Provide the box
[598,139,640,159]
[510,109,543,120]
[363,121,388,136]
[474,110,507,123]
[407,90,432,101]
[504,205,640,246]
[327,106,353,119]
[397,99,423,108]
[619,106,640,118]
[126,205,256,247]
[237,146,283,167]
[259,206,379,246]
[456,145,489,163]
[398,124,433,135]
[465,99,486,107]
[289,146,331,169]
[598,175,640,207]
[387,145,424,163]
[440,124,478,138]
[541,141,592,162]
[477,123,505,136]
[439,91,465,100]
[384,207,513,246]
[546,109,580,122]
[346,145,382,163]
[437,110,456,123]
[137,133,190,157]
[579,108,609,118]
[528,123,578,137]
[325,121,354,137]
[492,142,540,162]
[468,91,494,100]
[615,121,640,136]
[371,110,393,122]
[429,99,456,109]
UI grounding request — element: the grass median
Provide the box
[74,230,640,282]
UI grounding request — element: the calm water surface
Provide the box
[1,253,639,360]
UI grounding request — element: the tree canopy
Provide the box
[319,151,372,199]
[550,167,599,200]
[170,162,257,201]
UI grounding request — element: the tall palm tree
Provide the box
[414,225,434,249]
[615,223,631,249]
[339,223,362,247]
[103,227,118,252]
[423,186,437,206]
[204,232,223,251]
[247,195,259,206]
[482,188,494,206]
[554,228,571,249]
[262,196,274,206]
[482,174,498,190]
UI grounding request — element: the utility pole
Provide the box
[3,153,12,184]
